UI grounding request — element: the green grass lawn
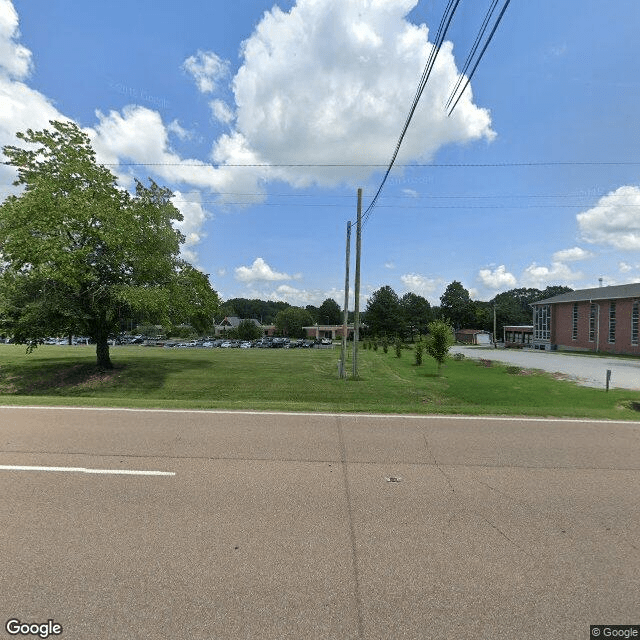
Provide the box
[0,343,638,419]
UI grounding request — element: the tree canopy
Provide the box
[274,306,313,338]
[363,285,404,338]
[318,298,342,325]
[0,120,219,368]
[439,281,474,329]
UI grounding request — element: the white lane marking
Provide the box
[0,465,175,476]
[0,405,638,425]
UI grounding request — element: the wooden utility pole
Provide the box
[353,188,362,379]
[340,221,351,378]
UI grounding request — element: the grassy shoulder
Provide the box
[0,343,638,420]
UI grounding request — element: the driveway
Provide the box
[451,345,640,390]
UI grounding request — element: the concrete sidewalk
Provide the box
[451,345,640,390]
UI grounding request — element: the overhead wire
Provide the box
[360,0,463,228]
[445,0,500,111]
[447,0,512,116]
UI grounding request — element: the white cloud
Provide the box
[235,258,293,283]
[551,246,594,262]
[477,265,516,290]
[400,273,444,300]
[171,190,210,262]
[0,0,32,80]
[619,262,633,273]
[384,261,395,269]
[520,261,583,289]
[210,99,234,125]
[402,189,418,198]
[577,186,640,250]
[182,50,229,94]
[222,0,494,188]
[167,119,192,140]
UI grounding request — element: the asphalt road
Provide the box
[1,407,639,640]
[451,345,640,390]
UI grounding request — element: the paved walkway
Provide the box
[451,345,640,390]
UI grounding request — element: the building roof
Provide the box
[217,316,262,328]
[531,283,640,305]
[455,329,490,334]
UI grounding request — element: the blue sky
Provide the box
[2,0,640,307]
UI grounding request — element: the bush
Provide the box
[415,341,424,366]
[395,337,402,358]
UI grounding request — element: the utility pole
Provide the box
[353,188,362,379]
[493,304,497,347]
[340,221,351,379]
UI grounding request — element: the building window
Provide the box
[608,302,616,344]
[534,305,550,341]
[632,301,639,346]
[572,303,578,340]
[589,304,596,342]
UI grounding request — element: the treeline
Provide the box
[219,297,344,326]
[363,281,573,340]
[217,281,572,342]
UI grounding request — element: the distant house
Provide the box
[455,329,492,345]
[214,316,269,336]
[530,283,640,355]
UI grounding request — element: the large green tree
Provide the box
[400,292,432,341]
[439,281,474,329]
[0,120,219,368]
[363,285,404,338]
[274,306,313,338]
[318,298,342,325]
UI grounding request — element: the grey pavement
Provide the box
[1,407,639,640]
[451,344,640,390]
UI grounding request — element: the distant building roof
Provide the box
[532,283,640,305]
[217,316,262,328]
[455,329,490,335]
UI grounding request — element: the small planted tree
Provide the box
[425,320,455,373]
[394,336,402,358]
[414,340,424,366]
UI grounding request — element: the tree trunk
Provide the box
[96,336,113,370]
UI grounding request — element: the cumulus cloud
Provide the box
[577,186,640,250]
[551,246,594,262]
[520,261,583,289]
[224,0,495,187]
[0,0,32,80]
[167,119,192,141]
[171,190,211,263]
[235,258,294,283]
[477,265,516,289]
[400,273,444,299]
[182,50,229,94]
[210,99,234,124]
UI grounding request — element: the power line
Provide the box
[446,0,500,111]
[448,0,512,116]
[361,0,463,228]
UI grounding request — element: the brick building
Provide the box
[530,283,640,355]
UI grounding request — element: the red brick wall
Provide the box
[552,300,640,355]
